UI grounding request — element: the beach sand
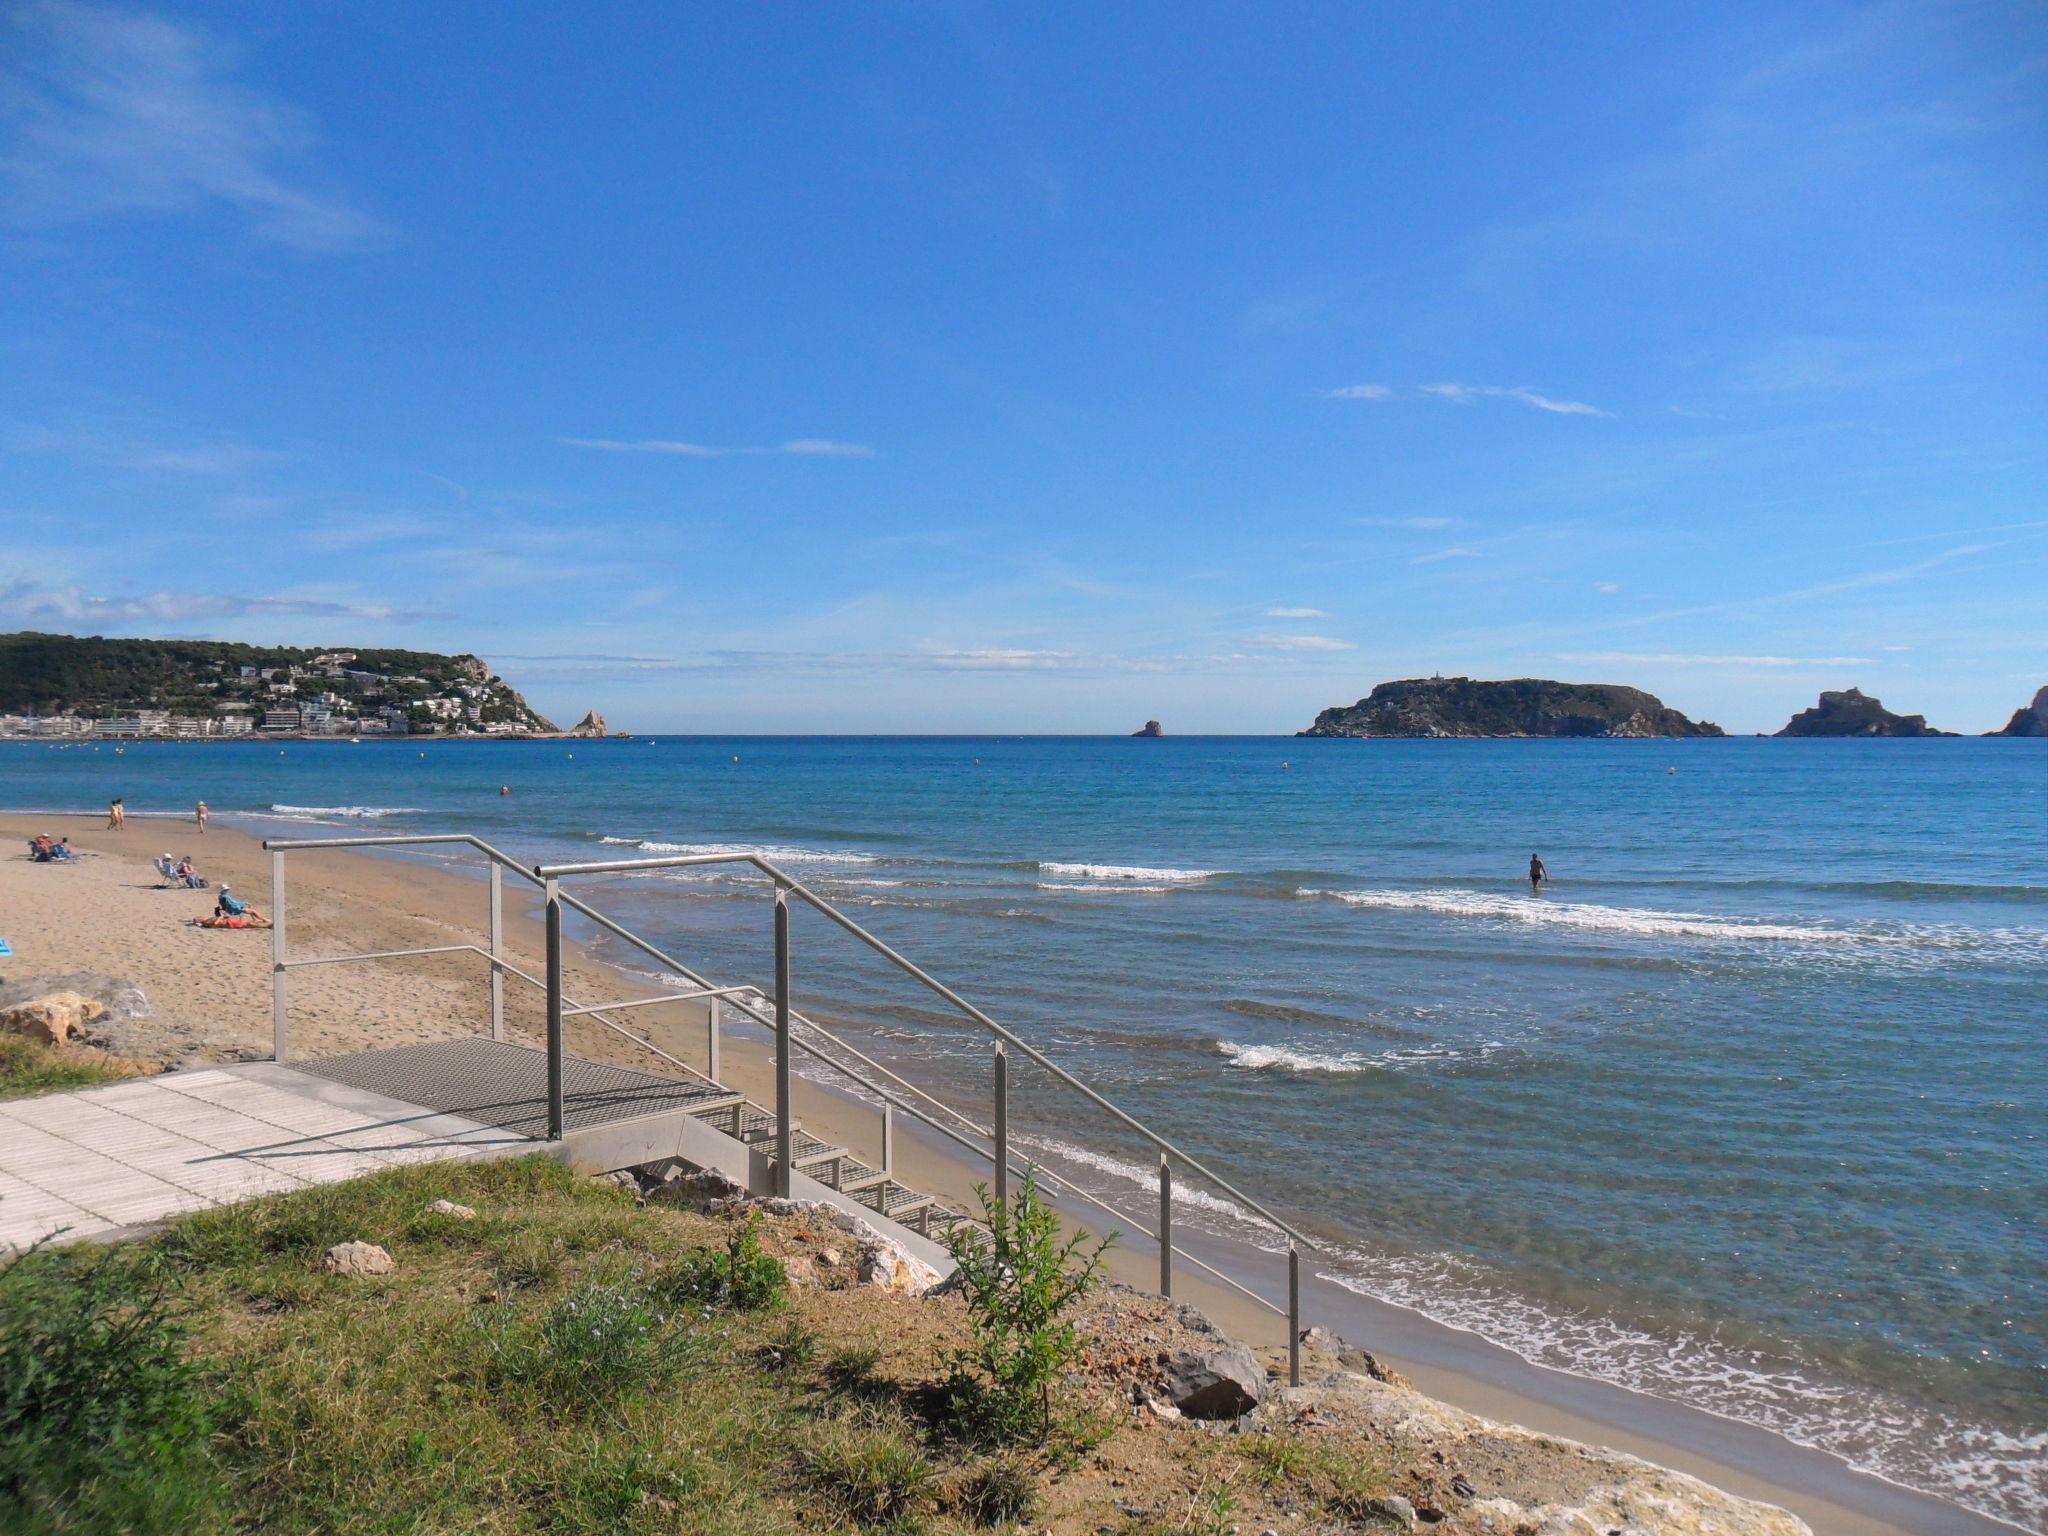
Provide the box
[0,813,1961,1536]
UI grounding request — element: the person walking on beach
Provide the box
[195,800,208,834]
[1528,852,1548,892]
[108,796,125,830]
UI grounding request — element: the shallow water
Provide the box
[6,734,2043,1527]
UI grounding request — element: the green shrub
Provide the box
[0,1036,128,1101]
[0,1245,227,1529]
[760,1317,819,1371]
[826,1342,884,1389]
[654,1213,786,1312]
[940,1168,1112,1444]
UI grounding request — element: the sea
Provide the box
[5,734,2043,1529]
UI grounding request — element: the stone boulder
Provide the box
[646,1167,746,1212]
[323,1241,395,1276]
[1162,1339,1265,1419]
[857,1234,943,1295]
[425,1200,477,1221]
[0,991,106,1046]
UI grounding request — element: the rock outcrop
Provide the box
[1161,1339,1265,1418]
[1992,685,2048,737]
[568,710,608,737]
[0,990,106,1046]
[1775,688,1954,737]
[1301,678,1723,738]
[1132,720,1163,737]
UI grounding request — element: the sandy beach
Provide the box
[0,812,1980,1536]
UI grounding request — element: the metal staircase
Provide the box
[263,831,1317,1383]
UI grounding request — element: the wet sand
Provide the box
[0,812,1982,1536]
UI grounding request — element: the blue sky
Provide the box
[2,2,2042,733]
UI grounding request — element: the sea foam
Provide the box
[1301,886,1883,943]
[268,803,423,819]
[1039,861,1220,882]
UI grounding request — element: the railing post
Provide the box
[488,861,504,1041]
[1159,1154,1173,1298]
[544,878,564,1140]
[707,996,722,1081]
[881,1102,895,1177]
[270,848,287,1062]
[774,888,793,1198]
[1288,1247,1301,1387]
[993,1043,1009,1208]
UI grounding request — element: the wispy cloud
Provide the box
[1421,384,1611,417]
[0,580,435,626]
[1358,515,1455,530]
[1593,581,1623,594]
[1558,651,1876,667]
[1325,383,1392,400]
[559,437,876,460]
[1263,606,1328,618]
[0,0,388,252]
[12,426,280,476]
[1249,633,1355,652]
[1412,545,1487,564]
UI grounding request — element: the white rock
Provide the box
[856,1235,942,1295]
[426,1200,477,1220]
[323,1240,394,1276]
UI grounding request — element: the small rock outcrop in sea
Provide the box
[568,710,608,737]
[1132,720,1163,737]
[1298,677,1723,738]
[1774,688,1954,737]
[1992,685,2048,737]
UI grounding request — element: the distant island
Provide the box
[1774,687,1953,738]
[1132,719,1163,737]
[1993,686,2048,737]
[0,632,558,739]
[1299,677,1723,738]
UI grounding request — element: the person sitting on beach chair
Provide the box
[29,836,53,862]
[174,855,206,889]
[156,852,178,884]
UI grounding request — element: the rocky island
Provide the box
[1132,719,1163,737]
[1992,685,2048,737]
[1774,687,1954,737]
[1299,677,1723,738]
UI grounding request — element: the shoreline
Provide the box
[0,812,2016,1536]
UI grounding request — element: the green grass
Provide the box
[0,1034,131,1100]
[0,1154,1088,1535]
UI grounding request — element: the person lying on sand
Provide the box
[190,912,271,929]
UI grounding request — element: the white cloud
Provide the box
[12,427,281,476]
[1326,384,1392,400]
[1357,515,1454,530]
[559,437,875,459]
[0,0,387,252]
[1880,644,1912,652]
[781,439,876,459]
[1593,581,1623,594]
[1412,545,1487,564]
[1421,383,1611,417]
[1263,606,1328,618]
[1250,633,1355,652]
[0,580,433,626]
[1558,651,1875,667]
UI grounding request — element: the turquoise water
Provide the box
[5,735,2044,1526]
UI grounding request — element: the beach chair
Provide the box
[155,854,178,885]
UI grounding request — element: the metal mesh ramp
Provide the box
[294,1038,735,1141]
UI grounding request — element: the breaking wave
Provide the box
[596,836,876,865]
[1039,861,1221,882]
[267,803,423,820]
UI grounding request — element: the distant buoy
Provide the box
[566,753,574,760]
[1281,761,1290,770]
[732,755,739,763]
[1668,766,1676,775]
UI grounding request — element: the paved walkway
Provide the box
[0,1062,527,1253]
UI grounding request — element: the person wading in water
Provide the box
[1528,852,1548,892]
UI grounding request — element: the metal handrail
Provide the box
[264,830,1310,1366]
[533,848,1319,1255]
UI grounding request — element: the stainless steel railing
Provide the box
[265,831,1315,1382]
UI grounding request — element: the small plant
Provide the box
[478,1276,703,1406]
[826,1342,884,1389]
[1238,1430,1311,1487]
[1179,1473,1238,1536]
[1323,1457,1392,1522]
[760,1317,819,1371]
[941,1167,1113,1444]
[655,1213,787,1312]
[954,1454,1041,1527]
[800,1422,934,1530]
